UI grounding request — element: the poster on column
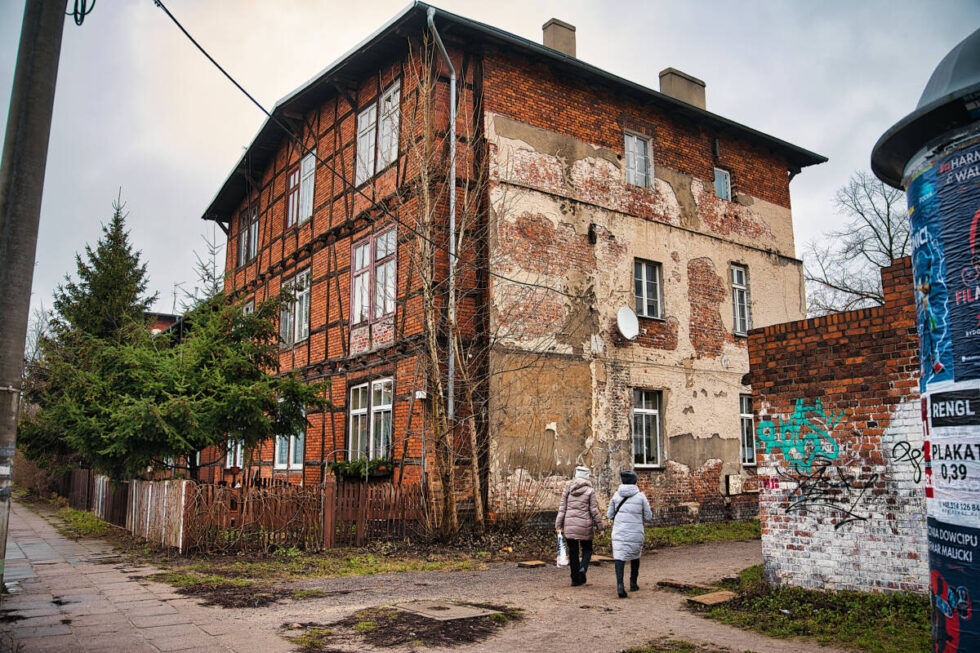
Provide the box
[939,139,980,381]
[909,165,954,392]
[919,136,980,652]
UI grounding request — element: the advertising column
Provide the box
[907,130,980,652]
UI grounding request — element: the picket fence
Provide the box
[120,478,427,554]
[126,479,190,551]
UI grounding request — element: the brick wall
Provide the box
[748,257,928,593]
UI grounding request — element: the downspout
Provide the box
[427,8,457,432]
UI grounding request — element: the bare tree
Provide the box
[804,170,908,316]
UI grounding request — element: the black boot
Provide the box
[614,560,627,598]
[630,559,640,592]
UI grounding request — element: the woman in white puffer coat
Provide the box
[606,470,653,598]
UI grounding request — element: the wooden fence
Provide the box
[118,478,426,554]
[127,479,190,551]
[327,480,427,547]
[182,482,322,554]
[68,469,129,527]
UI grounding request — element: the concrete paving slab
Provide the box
[3,501,292,653]
[13,633,81,651]
[130,612,193,628]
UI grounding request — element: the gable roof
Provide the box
[202,1,826,226]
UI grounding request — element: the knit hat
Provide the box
[620,470,638,485]
[574,466,590,480]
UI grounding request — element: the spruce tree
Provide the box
[52,197,156,338]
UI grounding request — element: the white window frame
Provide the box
[731,264,751,336]
[378,82,400,170]
[634,259,663,319]
[356,81,400,185]
[286,168,300,228]
[299,151,315,224]
[348,378,393,461]
[274,433,304,471]
[355,104,378,186]
[248,210,258,261]
[714,167,731,201]
[226,438,244,469]
[242,300,254,316]
[351,229,397,326]
[237,211,258,266]
[624,132,652,188]
[352,241,371,325]
[280,269,311,346]
[632,389,662,467]
[349,383,369,461]
[740,395,755,467]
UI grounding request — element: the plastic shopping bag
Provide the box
[556,532,569,567]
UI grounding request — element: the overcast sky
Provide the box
[2,0,978,316]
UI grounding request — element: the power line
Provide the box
[152,0,587,301]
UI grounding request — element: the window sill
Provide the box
[633,464,663,470]
[279,337,309,350]
[741,463,757,468]
[637,314,666,323]
[273,466,303,472]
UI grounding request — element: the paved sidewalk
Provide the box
[1,500,291,652]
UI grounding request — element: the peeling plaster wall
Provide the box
[485,111,806,521]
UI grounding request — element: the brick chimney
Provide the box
[543,19,576,57]
[658,68,706,109]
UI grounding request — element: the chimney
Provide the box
[543,18,576,57]
[658,68,706,109]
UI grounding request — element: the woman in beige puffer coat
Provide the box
[555,466,603,586]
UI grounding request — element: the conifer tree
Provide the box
[52,196,155,338]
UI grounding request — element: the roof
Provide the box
[872,27,980,188]
[202,1,827,225]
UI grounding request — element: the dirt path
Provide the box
[220,541,843,653]
[4,501,844,652]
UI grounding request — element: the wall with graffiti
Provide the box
[748,257,929,593]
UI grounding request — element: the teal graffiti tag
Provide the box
[756,398,844,472]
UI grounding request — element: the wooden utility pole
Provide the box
[0,0,68,586]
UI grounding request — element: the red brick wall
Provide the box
[747,257,928,592]
[483,48,794,209]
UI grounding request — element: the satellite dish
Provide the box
[616,306,639,340]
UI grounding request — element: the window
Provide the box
[349,378,393,460]
[242,300,254,316]
[713,167,731,201]
[299,151,315,224]
[275,432,304,470]
[356,81,400,185]
[634,259,662,319]
[378,84,400,169]
[286,168,299,227]
[226,438,244,469]
[280,269,311,346]
[351,229,397,325]
[237,210,258,266]
[286,152,315,228]
[740,395,755,466]
[731,264,751,335]
[625,133,651,188]
[632,389,662,467]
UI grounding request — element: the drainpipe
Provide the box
[427,8,457,433]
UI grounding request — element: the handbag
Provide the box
[556,532,569,567]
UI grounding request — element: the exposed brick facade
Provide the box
[748,258,928,593]
[198,7,822,527]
